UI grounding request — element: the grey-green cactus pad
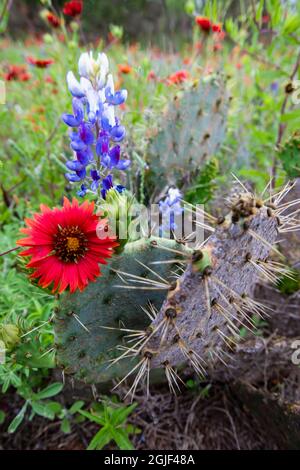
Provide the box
[54,237,190,384]
[146,75,229,195]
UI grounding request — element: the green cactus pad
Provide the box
[145,75,229,198]
[54,237,190,384]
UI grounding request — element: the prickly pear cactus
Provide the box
[145,75,229,198]
[108,184,298,397]
[144,192,279,371]
[54,237,190,384]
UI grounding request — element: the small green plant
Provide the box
[185,157,219,205]
[278,132,300,179]
[47,400,85,434]
[277,268,300,295]
[79,400,139,450]
[8,382,63,433]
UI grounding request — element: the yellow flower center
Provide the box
[66,237,80,251]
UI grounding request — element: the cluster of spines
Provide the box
[107,180,299,399]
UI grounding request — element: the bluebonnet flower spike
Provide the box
[62,51,130,198]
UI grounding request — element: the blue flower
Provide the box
[76,147,94,165]
[62,50,129,199]
[159,187,183,233]
[96,131,110,156]
[90,169,101,192]
[62,98,84,127]
[101,145,131,170]
[66,160,85,171]
[65,166,86,182]
[77,184,88,197]
[101,174,125,199]
[105,87,128,106]
[110,123,126,142]
[270,81,279,94]
[69,122,94,151]
[105,73,127,106]
[66,71,85,98]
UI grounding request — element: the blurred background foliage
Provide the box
[7,0,261,45]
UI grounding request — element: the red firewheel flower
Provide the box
[4,65,31,81]
[212,23,222,33]
[27,57,54,68]
[63,1,83,17]
[17,198,118,294]
[167,70,189,85]
[118,64,132,74]
[195,16,211,32]
[46,12,61,28]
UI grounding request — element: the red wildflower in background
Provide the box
[147,70,157,81]
[46,12,61,28]
[167,70,189,85]
[196,16,223,35]
[118,64,132,74]
[213,43,222,52]
[17,198,118,293]
[4,65,31,81]
[45,76,56,84]
[63,1,82,17]
[217,30,226,41]
[212,23,222,33]
[195,16,211,32]
[27,57,54,68]
[262,14,270,24]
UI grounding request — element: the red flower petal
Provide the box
[195,16,211,32]
[17,197,118,293]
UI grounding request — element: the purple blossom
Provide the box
[62,51,130,199]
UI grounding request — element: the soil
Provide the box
[0,383,279,450]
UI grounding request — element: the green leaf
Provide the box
[256,0,264,22]
[278,132,300,178]
[125,424,141,435]
[0,410,6,424]
[34,382,63,400]
[61,417,71,434]
[69,400,85,415]
[111,403,137,427]
[79,410,105,426]
[281,110,300,123]
[46,401,63,415]
[268,0,282,27]
[31,401,55,420]
[186,379,196,389]
[111,428,135,450]
[283,15,300,34]
[8,403,27,433]
[277,269,300,295]
[87,426,112,450]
